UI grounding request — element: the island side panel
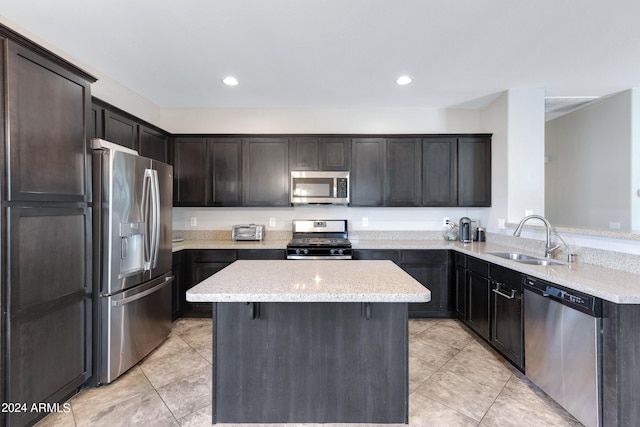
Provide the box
[213,302,408,424]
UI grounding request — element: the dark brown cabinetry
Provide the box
[1,37,94,427]
[352,249,452,318]
[210,138,243,206]
[456,254,523,371]
[91,99,170,162]
[400,250,452,318]
[139,126,169,163]
[243,137,289,206]
[385,138,421,206]
[422,136,491,207]
[465,257,491,340]
[289,137,351,171]
[104,109,138,150]
[173,137,208,206]
[490,264,523,369]
[178,249,287,317]
[351,138,386,206]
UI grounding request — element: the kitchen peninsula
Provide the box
[187,259,430,424]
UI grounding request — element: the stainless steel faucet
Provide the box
[513,215,561,258]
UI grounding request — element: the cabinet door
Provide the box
[467,270,491,340]
[243,138,289,206]
[422,137,456,206]
[104,109,138,150]
[89,104,104,140]
[209,138,243,206]
[458,136,491,206]
[289,137,319,170]
[7,207,91,426]
[351,138,385,206]
[139,126,169,163]
[6,41,90,203]
[454,263,467,320]
[320,137,351,170]
[401,250,451,318]
[385,138,421,206]
[490,265,523,369]
[173,137,208,206]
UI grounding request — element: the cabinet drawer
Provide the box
[191,249,237,263]
[237,249,286,260]
[490,264,523,292]
[455,252,466,267]
[401,249,449,264]
[353,249,400,264]
[466,256,489,276]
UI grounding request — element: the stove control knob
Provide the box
[337,249,344,255]
[330,248,336,255]
[303,249,309,255]
[295,248,302,255]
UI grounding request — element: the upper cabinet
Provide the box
[243,137,289,206]
[350,134,491,207]
[421,135,491,207]
[5,40,91,203]
[385,138,421,206]
[91,99,170,163]
[172,134,490,208]
[289,137,351,171]
[139,126,169,163]
[351,138,386,206]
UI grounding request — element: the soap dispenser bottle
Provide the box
[459,217,472,242]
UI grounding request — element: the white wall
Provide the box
[631,88,640,230]
[545,90,632,230]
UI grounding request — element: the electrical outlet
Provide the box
[443,217,450,227]
[609,222,621,229]
[362,218,369,226]
[269,217,276,227]
[190,217,197,227]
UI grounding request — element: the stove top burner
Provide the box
[287,219,352,259]
[288,237,351,247]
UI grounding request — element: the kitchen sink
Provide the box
[487,252,565,266]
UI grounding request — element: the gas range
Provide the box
[286,219,352,260]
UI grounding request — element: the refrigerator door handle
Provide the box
[142,169,153,271]
[111,276,174,307]
[150,169,161,269]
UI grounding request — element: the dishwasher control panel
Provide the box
[524,276,601,316]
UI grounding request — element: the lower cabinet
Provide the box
[490,264,524,369]
[176,249,287,317]
[456,254,524,371]
[352,249,452,318]
[401,250,452,318]
[466,257,491,340]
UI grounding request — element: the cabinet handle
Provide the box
[246,302,260,319]
[362,302,371,320]
[492,283,516,300]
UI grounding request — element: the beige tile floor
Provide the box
[36,318,583,427]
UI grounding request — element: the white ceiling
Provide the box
[1,0,639,110]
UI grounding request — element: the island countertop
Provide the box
[186,259,431,303]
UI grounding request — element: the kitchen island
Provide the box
[186,259,430,424]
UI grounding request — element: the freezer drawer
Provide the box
[100,274,173,384]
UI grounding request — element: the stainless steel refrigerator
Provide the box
[92,138,173,384]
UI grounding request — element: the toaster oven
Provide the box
[232,224,264,241]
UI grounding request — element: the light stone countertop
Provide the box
[175,238,640,304]
[186,260,431,303]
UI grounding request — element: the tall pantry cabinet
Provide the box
[0,31,96,427]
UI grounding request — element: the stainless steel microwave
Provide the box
[290,171,349,205]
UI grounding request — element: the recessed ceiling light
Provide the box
[396,76,413,85]
[222,76,239,86]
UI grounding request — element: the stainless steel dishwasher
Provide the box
[523,276,602,427]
